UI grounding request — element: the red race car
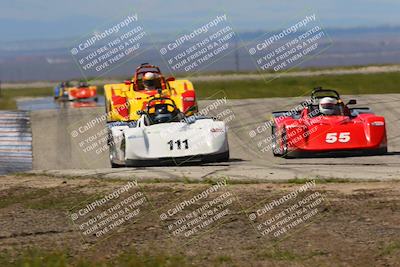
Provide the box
[271,87,387,158]
[67,82,98,102]
[54,81,98,102]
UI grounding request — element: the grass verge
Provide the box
[195,72,400,99]
[0,87,53,110]
[1,71,400,110]
[0,248,189,267]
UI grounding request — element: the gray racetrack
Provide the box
[30,94,400,181]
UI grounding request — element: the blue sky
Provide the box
[1,0,400,41]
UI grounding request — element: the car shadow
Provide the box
[126,158,246,168]
[286,150,396,159]
[385,151,400,156]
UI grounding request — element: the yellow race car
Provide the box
[104,63,198,122]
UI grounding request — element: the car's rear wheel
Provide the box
[378,146,388,155]
[369,146,387,156]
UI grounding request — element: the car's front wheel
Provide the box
[280,128,290,158]
[108,132,126,168]
[272,126,288,157]
[271,125,281,156]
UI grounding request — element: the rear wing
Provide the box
[311,87,340,100]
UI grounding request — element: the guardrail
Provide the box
[0,111,32,175]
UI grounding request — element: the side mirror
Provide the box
[166,77,175,82]
[347,99,357,105]
[124,80,132,85]
[137,110,145,115]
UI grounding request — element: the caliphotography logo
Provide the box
[0,1,399,267]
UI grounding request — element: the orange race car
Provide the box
[54,81,98,102]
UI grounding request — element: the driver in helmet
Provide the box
[143,72,159,90]
[149,104,179,124]
[319,97,340,115]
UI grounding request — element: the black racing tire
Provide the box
[105,100,109,113]
[111,161,125,168]
[281,128,290,159]
[105,99,112,122]
[272,126,289,157]
[108,134,126,168]
[380,146,388,154]
[109,151,125,168]
[271,125,281,157]
[366,147,387,156]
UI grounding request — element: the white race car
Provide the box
[107,96,229,167]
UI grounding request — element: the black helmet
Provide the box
[149,104,178,124]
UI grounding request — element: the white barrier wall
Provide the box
[0,111,32,174]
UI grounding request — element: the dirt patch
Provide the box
[0,174,399,266]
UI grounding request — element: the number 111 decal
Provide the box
[168,139,189,150]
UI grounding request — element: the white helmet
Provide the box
[319,97,338,115]
[144,72,155,80]
[143,72,157,89]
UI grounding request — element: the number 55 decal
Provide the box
[325,132,351,143]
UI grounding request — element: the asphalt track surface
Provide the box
[30,94,400,182]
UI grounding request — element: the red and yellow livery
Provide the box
[104,63,198,122]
